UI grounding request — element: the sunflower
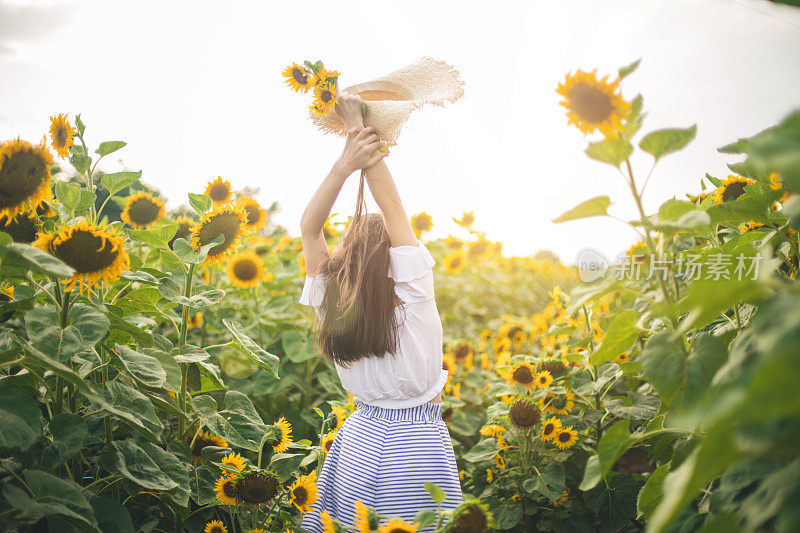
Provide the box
[237,197,268,231]
[739,220,766,234]
[615,352,629,364]
[354,500,378,533]
[479,329,493,342]
[311,82,338,116]
[541,417,562,441]
[712,175,754,204]
[226,250,264,288]
[234,471,280,510]
[313,67,340,87]
[556,69,630,137]
[444,500,490,533]
[509,397,540,428]
[168,215,194,249]
[551,489,569,507]
[188,312,202,328]
[191,430,228,465]
[378,517,417,533]
[467,239,491,260]
[49,114,77,158]
[453,211,475,228]
[535,370,553,389]
[214,474,239,506]
[33,220,130,294]
[410,212,433,237]
[204,520,228,533]
[220,452,246,475]
[121,191,165,229]
[327,405,347,430]
[0,212,40,243]
[445,236,462,249]
[538,358,566,377]
[267,417,292,454]
[0,138,54,220]
[320,430,337,454]
[539,389,575,415]
[554,426,579,449]
[509,361,536,389]
[191,202,248,266]
[479,424,508,448]
[283,62,314,93]
[205,177,233,204]
[289,470,318,513]
[443,249,467,275]
[320,511,339,533]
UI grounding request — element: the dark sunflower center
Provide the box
[389,529,408,533]
[324,439,333,452]
[222,479,237,498]
[569,84,614,123]
[236,474,278,504]
[558,431,571,443]
[52,229,119,274]
[210,527,224,533]
[292,67,308,84]
[244,205,260,225]
[54,127,69,146]
[128,197,161,225]
[1,214,38,243]
[192,437,215,456]
[454,507,488,533]
[450,257,462,269]
[292,486,308,505]
[320,90,333,103]
[169,222,192,248]
[454,344,471,359]
[512,366,534,384]
[208,183,230,202]
[507,326,523,339]
[197,213,240,257]
[553,397,567,409]
[722,181,747,202]
[232,258,258,281]
[510,401,539,427]
[544,423,555,435]
[468,242,488,257]
[415,217,431,231]
[0,150,48,208]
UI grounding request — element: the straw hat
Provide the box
[310,57,464,146]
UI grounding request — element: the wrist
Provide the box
[332,158,354,179]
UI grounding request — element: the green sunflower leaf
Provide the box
[592,309,641,365]
[585,137,633,167]
[424,482,447,505]
[101,170,141,197]
[114,344,167,388]
[223,319,280,377]
[188,193,212,215]
[96,141,126,157]
[552,195,611,223]
[2,470,99,530]
[639,125,697,161]
[70,153,92,175]
[0,377,43,451]
[619,58,641,80]
[6,243,75,277]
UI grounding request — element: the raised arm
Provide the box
[363,156,417,248]
[300,94,386,276]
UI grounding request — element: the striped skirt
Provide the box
[301,399,463,531]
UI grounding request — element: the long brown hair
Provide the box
[315,171,401,366]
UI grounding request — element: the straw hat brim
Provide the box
[310,56,464,146]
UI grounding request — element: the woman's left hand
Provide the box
[337,126,386,175]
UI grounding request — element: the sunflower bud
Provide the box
[444,500,491,533]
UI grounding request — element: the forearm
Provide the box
[365,160,417,246]
[300,161,351,235]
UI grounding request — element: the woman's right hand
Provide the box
[336,127,387,175]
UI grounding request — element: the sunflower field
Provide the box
[1,57,799,533]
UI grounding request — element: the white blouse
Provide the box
[298,239,447,409]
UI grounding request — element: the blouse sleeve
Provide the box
[299,275,327,308]
[388,239,436,303]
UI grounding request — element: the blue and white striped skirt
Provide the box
[301,399,463,531]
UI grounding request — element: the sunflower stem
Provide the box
[178,263,196,439]
[53,285,72,415]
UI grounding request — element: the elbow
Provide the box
[299,210,318,237]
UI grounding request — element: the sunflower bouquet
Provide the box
[282,60,341,116]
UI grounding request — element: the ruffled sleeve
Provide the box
[299,275,327,308]
[389,239,436,303]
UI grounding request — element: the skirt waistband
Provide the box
[354,399,443,422]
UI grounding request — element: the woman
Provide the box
[298,92,463,529]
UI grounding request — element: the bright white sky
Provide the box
[2,0,799,262]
